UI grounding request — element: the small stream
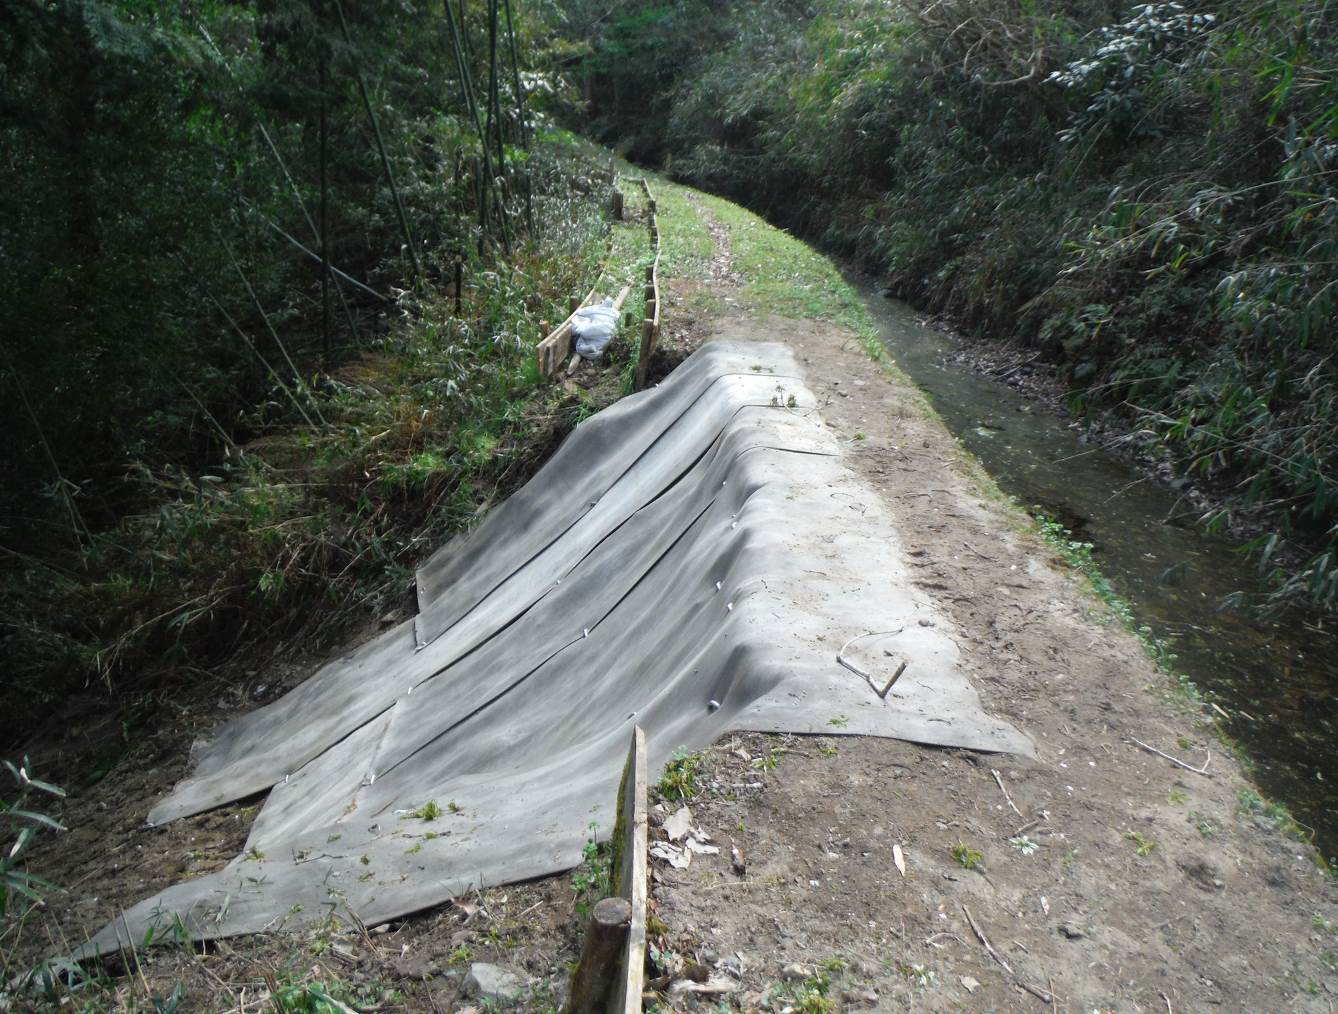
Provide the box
[862,289,1338,856]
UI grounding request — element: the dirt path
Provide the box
[645,208,1338,1009]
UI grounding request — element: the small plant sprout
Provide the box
[1,757,66,915]
[750,745,787,771]
[898,963,937,988]
[571,821,611,918]
[411,800,443,821]
[1125,830,1157,856]
[951,842,984,870]
[1008,834,1039,856]
[657,749,703,801]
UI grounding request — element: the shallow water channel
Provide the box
[863,289,1338,856]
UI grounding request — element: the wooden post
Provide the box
[608,728,648,1013]
[635,318,654,392]
[610,188,624,221]
[565,897,632,1014]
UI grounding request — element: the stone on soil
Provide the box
[463,963,522,1001]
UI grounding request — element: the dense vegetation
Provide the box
[0,0,620,736]
[571,0,1338,611]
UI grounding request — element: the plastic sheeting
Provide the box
[75,340,1030,958]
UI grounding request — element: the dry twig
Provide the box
[961,905,1055,1005]
[1130,737,1211,775]
[991,768,1023,818]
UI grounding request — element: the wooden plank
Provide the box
[537,237,614,378]
[557,285,632,377]
[609,726,648,1014]
[536,282,599,377]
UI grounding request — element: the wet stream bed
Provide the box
[863,289,1338,858]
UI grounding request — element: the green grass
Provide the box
[697,191,878,337]
[1124,830,1158,857]
[950,842,983,870]
[1032,513,1191,695]
[648,182,718,282]
[409,800,442,821]
[655,748,703,802]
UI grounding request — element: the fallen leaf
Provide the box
[669,977,739,996]
[651,843,691,869]
[452,898,480,921]
[960,976,980,993]
[664,806,693,842]
[893,843,906,877]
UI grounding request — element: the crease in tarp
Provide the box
[372,494,723,786]
[74,340,1032,960]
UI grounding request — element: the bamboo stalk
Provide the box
[486,0,511,253]
[221,239,324,417]
[333,0,422,282]
[0,346,89,551]
[443,0,497,243]
[198,25,361,341]
[502,0,535,233]
[319,24,331,362]
[201,289,316,429]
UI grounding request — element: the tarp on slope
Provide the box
[77,340,1030,957]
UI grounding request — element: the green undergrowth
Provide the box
[1,130,636,742]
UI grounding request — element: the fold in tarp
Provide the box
[76,340,1030,959]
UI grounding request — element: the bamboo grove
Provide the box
[0,0,607,729]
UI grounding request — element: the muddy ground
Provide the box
[8,185,1338,1013]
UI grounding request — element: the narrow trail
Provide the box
[684,192,743,288]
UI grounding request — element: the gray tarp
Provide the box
[76,340,1030,958]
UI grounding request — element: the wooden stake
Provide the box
[565,897,632,1014]
[608,728,648,1014]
